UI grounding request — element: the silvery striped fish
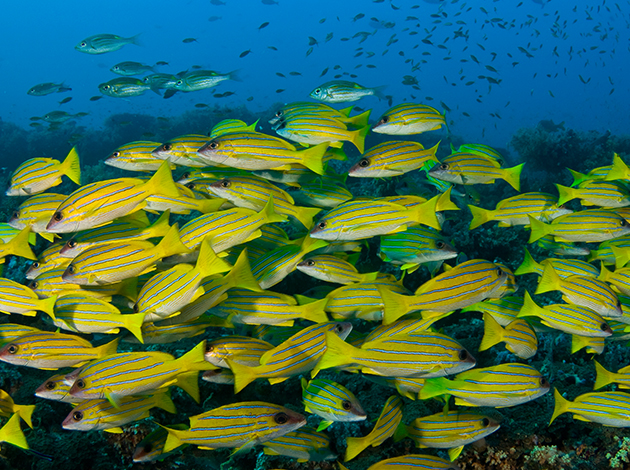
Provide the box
[46,161,181,233]
[309,196,441,241]
[0,277,57,318]
[152,134,209,167]
[6,147,81,196]
[197,131,327,175]
[26,242,69,279]
[35,371,85,403]
[310,80,386,103]
[468,192,569,230]
[249,236,329,289]
[314,330,475,379]
[131,316,221,345]
[380,259,508,324]
[339,453,463,470]
[211,288,328,327]
[301,378,366,431]
[289,175,354,209]
[62,224,190,285]
[557,180,630,208]
[550,389,630,427]
[372,103,446,135]
[519,291,613,337]
[67,340,212,406]
[52,294,145,343]
[528,209,630,244]
[177,197,287,254]
[324,276,410,322]
[135,238,230,322]
[262,426,335,462]
[378,225,457,274]
[207,174,321,229]
[204,335,274,368]
[58,210,156,258]
[269,102,368,128]
[104,141,171,172]
[420,363,550,408]
[0,331,118,370]
[275,114,370,153]
[174,69,238,92]
[161,401,306,452]
[228,322,353,393]
[62,391,176,432]
[297,254,379,284]
[344,395,403,462]
[429,153,524,191]
[398,410,500,461]
[478,313,538,359]
[349,141,440,178]
[514,248,599,278]
[534,265,623,318]
[209,118,257,138]
[7,193,67,241]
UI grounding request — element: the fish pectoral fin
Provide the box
[448,445,465,461]
[231,439,255,455]
[105,389,123,409]
[104,427,123,434]
[316,420,333,431]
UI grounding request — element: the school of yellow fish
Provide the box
[2,97,630,470]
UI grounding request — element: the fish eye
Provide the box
[12,211,19,219]
[482,417,490,427]
[209,142,219,150]
[314,88,321,95]
[275,111,283,117]
[497,159,504,166]
[436,241,445,249]
[45,381,56,390]
[205,344,214,352]
[133,304,139,313]
[458,349,468,360]
[72,411,84,421]
[540,377,548,386]
[31,262,40,269]
[274,412,289,424]
[358,158,370,168]
[496,267,504,276]
[601,322,610,331]
[163,143,172,151]
[182,172,190,179]
[67,265,76,274]
[80,42,86,47]
[113,151,120,157]
[305,259,315,267]
[621,219,627,227]
[186,183,196,190]
[53,212,64,221]
[220,179,231,188]
[75,379,86,389]
[67,240,77,248]
[143,443,153,452]
[440,163,449,170]
[317,221,327,230]
[335,324,343,333]
[6,344,18,354]
[341,400,352,411]
[29,281,38,289]
[103,85,110,90]
[380,115,389,124]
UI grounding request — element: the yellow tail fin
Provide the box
[349,126,370,154]
[61,147,81,185]
[298,298,329,324]
[593,360,616,390]
[527,215,554,244]
[3,227,36,261]
[555,184,578,206]
[534,264,562,295]
[227,358,259,394]
[123,312,146,344]
[298,142,327,176]
[468,204,492,230]
[478,313,505,352]
[514,248,543,276]
[156,224,190,258]
[146,161,181,199]
[549,388,571,425]
[503,162,524,191]
[0,413,28,449]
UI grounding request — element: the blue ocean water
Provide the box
[1,0,627,159]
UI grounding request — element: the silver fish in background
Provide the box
[75,33,141,54]
[110,61,156,76]
[174,69,240,92]
[27,82,72,96]
[98,78,153,98]
[310,80,386,103]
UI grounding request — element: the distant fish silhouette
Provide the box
[537,120,565,132]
